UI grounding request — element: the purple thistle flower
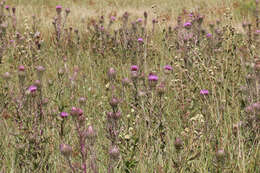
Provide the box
[56,5,62,14]
[110,16,116,21]
[131,65,139,71]
[60,112,69,118]
[138,38,144,43]
[206,33,212,38]
[183,22,192,29]
[148,74,158,81]
[18,65,25,71]
[137,18,142,23]
[28,85,37,93]
[5,5,9,10]
[200,89,209,95]
[164,65,173,71]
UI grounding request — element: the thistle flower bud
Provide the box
[79,97,86,105]
[109,145,120,160]
[131,71,139,81]
[106,111,113,120]
[122,77,130,86]
[71,107,82,117]
[108,67,116,80]
[156,82,166,96]
[109,96,119,109]
[254,60,260,71]
[86,125,96,139]
[60,144,72,157]
[174,137,183,150]
[2,72,11,81]
[216,149,225,161]
[113,111,121,120]
[144,11,148,19]
[12,7,16,14]
[65,8,70,15]
[34,79,41,88]
[36,65,45,79]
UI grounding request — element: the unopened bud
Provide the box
[109,145,120,160]
[174,137,183,150]
[60,144,72,157]
[216,149,225,161]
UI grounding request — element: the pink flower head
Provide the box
[110,16,116,21]
[138,38,144,43]
[131,65,139,71]
[206,33,212,38]
[28,85,37,93]
[137,18,142,23]
[70,107,83,117]
[148,74,158,81]
[200,89,209,95]
[5,5,10,10]
[56,5,62,14]
[18,65,25,71]
[60,112,69,118]
[164,65,173,71]
[183,22,192,29]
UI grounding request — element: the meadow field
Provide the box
[0,0,259,172]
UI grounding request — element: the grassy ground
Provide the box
[0,0,259,172]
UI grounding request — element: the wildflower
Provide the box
[109,145,120,160]
[152,18,157,24]
[131,65,139,71]
[138,37,144,44]
[79,97,86,105]
[70,107,82,116]
[254,60,260,71]
[157,82,166,96]
[85,125,96,140]
[108,67,116,80]
[60,144,72,157]
[164,65,173,71]
[36,66,45,79]
[65,8,70,15]
[148,74,158,82]
[148,74,158,88]
[144,11,148,19]
[164,65,173,74]
[60,112,69,118]
[110,16,116,21]
[2,72,11,81]
[200,89,209,95]
[183,22,192,29]
[216,149,225,161]
[18,65,25,71]
[5,5,9,11]
[26,85,37,96]
[174,137,183,150]
[122,77,130,86]
[112,111,121,120]
[206,33,212,38]
[109,96,119,109]
[137,18,142,23]
[56,5,62,14]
